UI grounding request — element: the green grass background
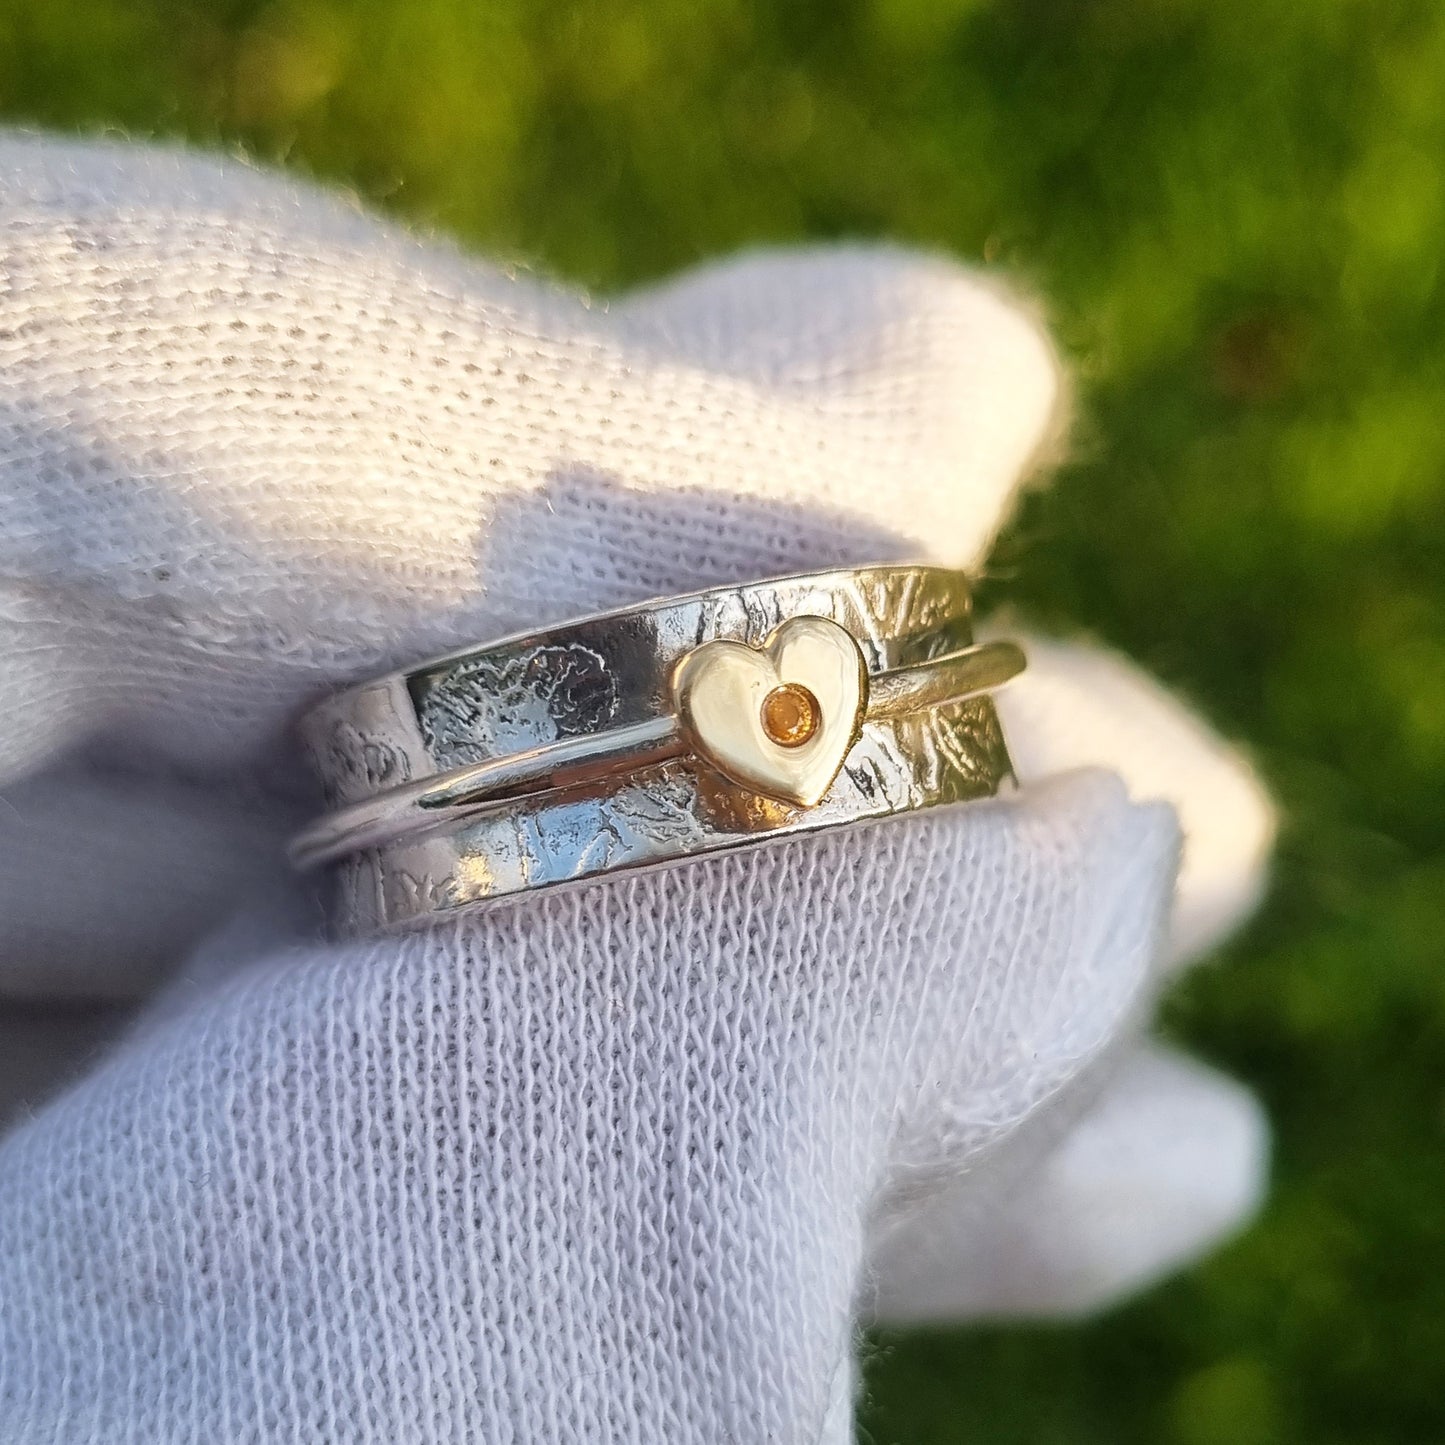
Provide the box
[3,1,1441,1439]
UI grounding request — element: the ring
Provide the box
[292,564,1024,933]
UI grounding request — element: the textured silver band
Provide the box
[294,565,1022,933]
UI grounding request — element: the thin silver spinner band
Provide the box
[293,564,1025,934]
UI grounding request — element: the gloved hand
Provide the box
[0,135,1274,1443]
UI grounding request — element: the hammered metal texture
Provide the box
[297,566,1012,932]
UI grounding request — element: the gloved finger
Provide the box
[613,246,1065,571]
[865,1042,1268,1323]
[856,632,1273,1321]
[0,134,1064,1002]
[0,772,1176,1441]
[0,134,1060,791]
[0,765,294,1001]
[984,624,1276,965]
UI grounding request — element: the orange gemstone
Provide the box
[761,683,821,747]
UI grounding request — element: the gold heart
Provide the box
[672,616,867,807]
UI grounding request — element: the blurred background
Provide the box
[1,1,1441,1439]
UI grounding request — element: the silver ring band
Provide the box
[293,564,1023,933]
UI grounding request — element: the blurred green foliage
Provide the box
[2,1,1441,1439]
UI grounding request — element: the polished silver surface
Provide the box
[295,564,1021,933]
[290,638,1025,871]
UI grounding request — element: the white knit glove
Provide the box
[0,136,1274,1443]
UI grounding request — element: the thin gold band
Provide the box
[289,639,1024,872]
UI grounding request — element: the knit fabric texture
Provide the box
[0,136,1272,1443]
